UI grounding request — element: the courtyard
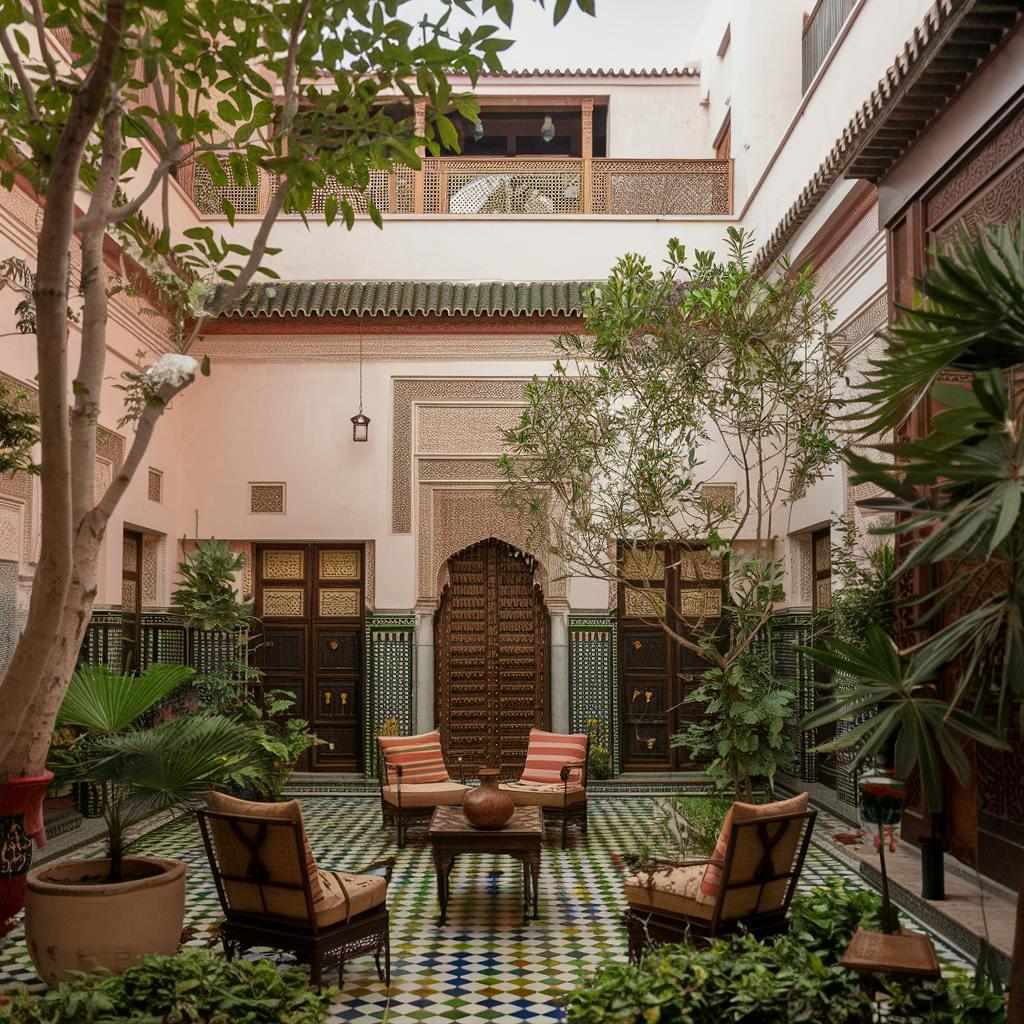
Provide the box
[0,0,1023,1019]
[0,794,976,1022]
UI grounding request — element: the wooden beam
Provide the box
[581,97,593,214]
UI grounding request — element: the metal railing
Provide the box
[186,154,733,218]
[802,0,856,92]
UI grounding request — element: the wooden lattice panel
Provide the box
[262,588,304,617]
[250,482,285,514]
[318,588,360,618]
[435,539,549,774]
[319,549,360,580]
[623,587,666,618]
[263,549,304,580]
[147,467,162,504]
[193,155,264,216]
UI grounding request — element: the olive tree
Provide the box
[0,0,591,782]
[500,230,845,795]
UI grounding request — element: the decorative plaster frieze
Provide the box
[199,333,560,364]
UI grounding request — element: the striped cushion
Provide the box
[378,731,450,785]
[519,728,587,785]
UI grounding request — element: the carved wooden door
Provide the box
[435,539,550,774]
[254,543,364,772]
[618,543,725,771]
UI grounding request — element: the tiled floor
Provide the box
[0,796,971,1023]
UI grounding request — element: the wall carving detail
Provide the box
[392,378,529,532]
[417,484,566,606]
[416,404,523,456]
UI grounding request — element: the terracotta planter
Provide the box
[463,768,515,830]
[0,772,53,936]
[25,855,186,986]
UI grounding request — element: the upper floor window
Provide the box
[802,0,856,93]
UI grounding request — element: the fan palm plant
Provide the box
[49,663,262,881]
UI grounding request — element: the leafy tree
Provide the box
[0,0,591,782]
[500,229,844,797]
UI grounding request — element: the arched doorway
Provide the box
[434,538,550,774]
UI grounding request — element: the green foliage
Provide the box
[663,794,732,857]
[0,948,333,1023]
[675,639,795,801]
[0,378,38,477]
[172,538,254,633]
[584,718,614,780]
[49,664,261,880]
[826,517,895,648]
[801,626,1006,813]
[564,879,1006,1024]
[196,659,319,801]
[854,216,1024,437]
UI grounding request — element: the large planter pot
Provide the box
[0,772,53,936]
[25,855,186,986]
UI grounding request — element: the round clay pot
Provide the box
[25,855,186,986]
[463,768,515,830]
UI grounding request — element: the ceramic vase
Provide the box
[462,768,515,830]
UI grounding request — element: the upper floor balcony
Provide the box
[182,153,733,219]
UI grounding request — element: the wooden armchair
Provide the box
[377,731,468,847]
[623,793,816,962]
[197,791,394,988]
[498,728,590,848]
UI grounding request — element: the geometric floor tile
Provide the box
[0,796,973,1023]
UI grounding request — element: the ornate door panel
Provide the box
[618,543,725,772]
[435,539,549,775]
[254,543,364,772]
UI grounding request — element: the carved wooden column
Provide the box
[581,97,594,214]
[413,98,428,214]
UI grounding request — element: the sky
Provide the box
[414,0,712,71]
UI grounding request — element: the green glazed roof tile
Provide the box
[210,280,595,319]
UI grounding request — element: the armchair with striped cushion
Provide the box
[377,731,468,847]
[499,728,590,848]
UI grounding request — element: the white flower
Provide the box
[145,353,199,389]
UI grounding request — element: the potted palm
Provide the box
[23,662,261,986]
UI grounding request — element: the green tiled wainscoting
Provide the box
[364,614,416,779]
[568,616,619,774]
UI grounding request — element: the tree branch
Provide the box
[30,0,59,82]
[0,27,39,121]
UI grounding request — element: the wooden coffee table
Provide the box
[428,805,543,925]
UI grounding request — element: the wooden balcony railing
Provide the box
[184,154,733,218]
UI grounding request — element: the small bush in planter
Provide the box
[0,948,334,1023]
[564,879,1006,1024]
[49,663,263,879]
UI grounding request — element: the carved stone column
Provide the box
[548,600,570,733]
[414,603,435,732]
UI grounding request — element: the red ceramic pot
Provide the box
[462,768,515,830]
[0,772,53,935]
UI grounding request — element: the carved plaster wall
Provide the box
[417,484,566,607]
[392,377,529,533]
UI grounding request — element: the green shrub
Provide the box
[565,879,1007,1024]
[0,949,333,1023]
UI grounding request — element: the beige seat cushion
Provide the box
[499,781,587,809]
[381,781,468,807]
[315,868,387,927]
[623,863,714,920]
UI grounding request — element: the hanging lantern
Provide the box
[352,334,370,442]
[540,115,555,143]
[351,412,370,442]
[472,118,484,142]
